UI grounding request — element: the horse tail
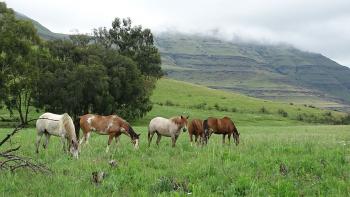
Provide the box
[203,119,209,136]
[74,116,81,140]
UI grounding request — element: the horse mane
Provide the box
[61,113,77,142]
[170,116,184,126]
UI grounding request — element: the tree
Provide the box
[94,17,163,77]
[0,2,41,124]
[36,18,162,121]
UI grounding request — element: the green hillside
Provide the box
[134,78,346,126]
[156,33,350,111]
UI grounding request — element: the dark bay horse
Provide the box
[203,117,240,145]
[79,114,140,152]
[188,119,205,146]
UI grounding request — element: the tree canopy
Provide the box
[0,2,162,127]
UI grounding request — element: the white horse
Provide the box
[148,116,189,147]
[36,112,79,159]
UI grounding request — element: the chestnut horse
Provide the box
[188,119,205,146]
[203,117,240,145]
[148,116,189,147]
[79,114,140,152]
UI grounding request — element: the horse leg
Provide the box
[194,135,199,145]
[156,133,162,146]
[106,134,114,153]
[228,134,231,144]
[114,133,121,146]
[189,134,193,146]
[43,133,50,149]
[35,133,43,154]
[148,130,156,147]
[171,135,178,147]
[61,137,67,152]
[222,134,226,144]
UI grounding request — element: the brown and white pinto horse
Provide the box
[203,117,240,145]
[188,119,205,146]
[79,114,140,152]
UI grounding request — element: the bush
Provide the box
[190,102,207,110]
[231,107,238,112]
[165,100,175,106]
[260,106,269,114]
[278,109,288,117]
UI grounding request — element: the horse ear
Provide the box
[138,133,141,137]
[181,115,184,119]
[186,115,189,119]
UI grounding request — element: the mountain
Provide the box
[14,12,350,111]
[15,12,68,40]
[156,33,350,111]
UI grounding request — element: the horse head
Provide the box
[180,115,189,132]
[233,129,240,146]
[126,125,140,149]
[69,139,79,159]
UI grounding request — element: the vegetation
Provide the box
[0,2,41,124]
[1,2,162,126]
[0,125,349,196]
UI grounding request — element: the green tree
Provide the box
[94,17,163,77]
[0,2,41,124]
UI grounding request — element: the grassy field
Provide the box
[1,78,350,196]
[0,125,349,196]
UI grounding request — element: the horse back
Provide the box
[80,114,118,133]
[189,119,203,135]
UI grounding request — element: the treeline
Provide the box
[0,2,162,125]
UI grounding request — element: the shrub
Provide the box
[278,109,288,117]
[165,100,175,106]
[190,102,207,110]
[260,106,269,114]
[231,107,238,112]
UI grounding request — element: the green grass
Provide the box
[1,78,349,196]
[0,125,349,196]
[134,78,346,126]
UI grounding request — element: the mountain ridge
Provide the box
[14,12,350,111]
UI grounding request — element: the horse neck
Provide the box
[119,121,137,139]
[61,115,77,142]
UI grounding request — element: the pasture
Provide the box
[0,125,349,196]
[1,79,349,196]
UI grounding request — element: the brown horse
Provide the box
[79,114,140,152]
[203,117,240,145]
[188,119,205,146]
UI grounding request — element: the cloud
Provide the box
[5,0,350,66]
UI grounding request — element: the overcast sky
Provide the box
[5,0,350,67]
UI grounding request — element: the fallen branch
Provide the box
[0,119,54,173]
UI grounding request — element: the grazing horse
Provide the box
[203,117,240,145]
[36,112,79,158]
[79,114,140,152]
[148,116,189,147]
[188,119,205,146]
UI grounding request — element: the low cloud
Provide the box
[6,0,350,66]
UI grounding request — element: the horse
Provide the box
[35,112,79,159]
[188,119,205,146]
[148,116,189,147]
[203,117,240,145]
[79,114,140,152]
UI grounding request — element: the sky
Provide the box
[5,0,350,67]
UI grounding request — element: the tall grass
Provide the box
[0,125,349,196]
